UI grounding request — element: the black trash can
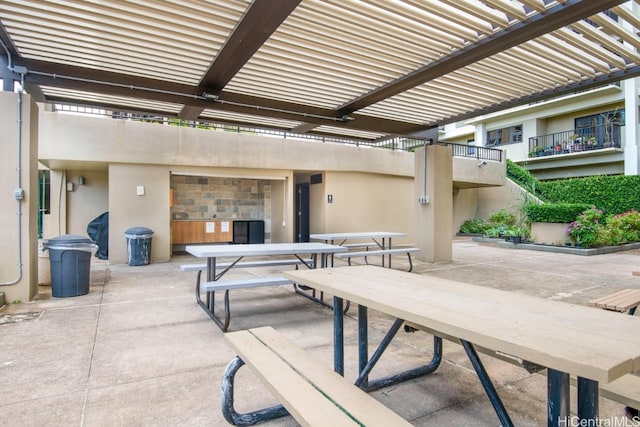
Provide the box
[46,235,97,298]
[125,227,153,266]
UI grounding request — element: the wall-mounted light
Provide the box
[78,176,85,185]
[478,160,488,167]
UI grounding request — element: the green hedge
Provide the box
[508,161,640,216]
[538,175,640,216]
[506,160,539,196]
[524,202,592,223]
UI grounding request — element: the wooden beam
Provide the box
[20,59,425,135]
[180,0,300,121]
[200,0,300,90]
[338,0,627,114]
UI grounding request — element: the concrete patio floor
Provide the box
[2,237,640,426]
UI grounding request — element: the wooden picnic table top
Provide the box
[284,265,640,384]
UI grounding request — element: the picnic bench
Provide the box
[194,271,295,331]
[588,288,640,315]
[184,243,347,331]
[180,258,312,277]
[222,326,412,426]
[334,247,420,272]
[310,231,406,268]
[284,265,640,426]
[588,288,640,415]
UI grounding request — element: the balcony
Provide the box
[528,123,622,158]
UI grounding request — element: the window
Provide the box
[38,170,50,239]
[486,125,522,146]
[575,109,625,137]
[575,109,625,147]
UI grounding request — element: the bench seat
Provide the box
[600,374,640,409]
[334,247,420,272]
[200,275,293,292]
[195,272,295,331]
[588,288,640,314]
[222,326,412,426]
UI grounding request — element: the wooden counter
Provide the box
[171,220,233,244]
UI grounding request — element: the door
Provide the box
[295,183,310,242]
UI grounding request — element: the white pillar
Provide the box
[623,78,640,176]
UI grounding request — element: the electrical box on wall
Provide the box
[418,196,430,204]
[136,186,145,196]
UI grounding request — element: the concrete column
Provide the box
[623,77,640,176]
[414,144,453,263]
[0,91,39,302]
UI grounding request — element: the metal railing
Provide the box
[528,123,622,158]
[446,142,503,162]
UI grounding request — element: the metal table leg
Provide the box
[548,369,570,427]
[577,377,599,423]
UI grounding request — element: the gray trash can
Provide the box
[125,227,153,266]
[45,235,98,298]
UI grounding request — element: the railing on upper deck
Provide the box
[445,142,503,162]
[528,123,622,158]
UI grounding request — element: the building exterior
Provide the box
[440,80,640,181]
[0,92,509,303]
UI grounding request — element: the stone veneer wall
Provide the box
[171,175,271,225]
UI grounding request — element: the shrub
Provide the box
[507,160,538,196]
[488,209,516,226]
[459,218,489,234]
[599,210,640,245]
[567,207,603,247]
[538,175,640,216]
[524,202,592,223]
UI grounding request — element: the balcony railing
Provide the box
[446,142,503,162]
[528,123,622,158]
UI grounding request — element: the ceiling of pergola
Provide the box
[1,0,639,141]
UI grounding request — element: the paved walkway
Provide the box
[1,237,639,426]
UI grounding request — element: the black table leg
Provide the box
[333,296,344,376]
[548,369,570,427]
[577,377,599,422]
[461,340,513,427]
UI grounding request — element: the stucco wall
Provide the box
[453,188,479,234]
[476,179,533,222]
[109,164,171,264]
[321,171,414,244]
[0,92,39,303]
[39,113,415,176]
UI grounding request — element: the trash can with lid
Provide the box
[125,227,153,266]
[45,235,98,298]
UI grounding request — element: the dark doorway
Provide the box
[296,183,310,242]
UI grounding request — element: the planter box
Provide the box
[530,222,570,246]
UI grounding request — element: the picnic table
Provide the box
[185,242,347,330]
[310,231,408,268]
[284,265,640,427]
